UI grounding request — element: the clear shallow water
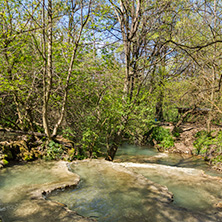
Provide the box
[49,161,163,222]
[116,144,222,177]
[122,162,222,212]
[47,145,222,221]
[0,161,57,189]
[0,160,62,221]
[116,144,158,157]
[1,145,222,222]
[116,144,222,211]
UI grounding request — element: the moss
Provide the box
[2,148,13,160]
[2,159,9,165]
[68,148,76,160]
[5,150,13,159]
[21,151,34,161]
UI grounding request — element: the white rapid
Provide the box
[1,144,222,222]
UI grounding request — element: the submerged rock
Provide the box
[0,161,95,222]
[48,159,222,222]
[1,159,222,222]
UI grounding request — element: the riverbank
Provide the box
[161,122,222,171]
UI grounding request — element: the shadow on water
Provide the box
[48,155,222,222]
[1,145,222,222]
[47,160,173,222]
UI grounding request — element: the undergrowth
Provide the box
[150,126,174,149]
[193,130,222,164]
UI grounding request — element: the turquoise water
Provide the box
[49,161,161,222]
[48,145,222,221]
[0,161,61,221]
[1,146,222,221]
[116,144,222,177]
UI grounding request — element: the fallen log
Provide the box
[0,128,46,137]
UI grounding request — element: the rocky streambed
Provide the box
[0,161,95,222]
[1,147,222,222]
[49,158,222,222]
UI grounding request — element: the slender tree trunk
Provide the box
[51,43,78,137]
[105,0,142,161]
[207,0,217,132]
[105,131,122,161]
[51,0,91,137]
[42,0,52,138]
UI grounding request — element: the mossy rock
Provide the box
[0,140,35,162]
[21,152,34,161]
[68,148,76,160]
[0,158,9,168]
[2,159,9,165]
[0,142,14,160]
[12,141,31,161]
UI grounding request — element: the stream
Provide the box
[1,144,222,221]
[48,144,222,221]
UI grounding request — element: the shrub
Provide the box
[44,140,63,161]
[193,130,213,155]
[193,130,222,165]
[150,126,174,149]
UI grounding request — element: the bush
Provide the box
[44,140,63,161]
[193,130,222,164]
[150,126,174,149]
[193,130,213,155]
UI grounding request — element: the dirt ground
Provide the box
[164,123,222,155]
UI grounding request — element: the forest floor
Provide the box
[168,122,221,155]
[164,122,206,155]
[162,122,222,170]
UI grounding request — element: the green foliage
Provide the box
[150,126,174,149]
[164,107,179,123]
[193,130,222,164]
[1,0,222,164]
[172,127,181,137]
[81,128,99,157]
[62,128,76,141]
[212,155,222,164]
[2,159,9,165]
[193,130,212,155]
[44,141,63,161]
[67,148,76,160]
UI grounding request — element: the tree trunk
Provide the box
[156,90,164,121]
[105,132,122,161]
[42,0,52,138]
[51,0,91,137]
[206,0,217,133]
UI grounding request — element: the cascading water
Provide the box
[1,145,222,222]
[48,144,222,221]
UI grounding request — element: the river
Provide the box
[1,144,222,221]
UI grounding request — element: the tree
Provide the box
[104,0,176,160]
[168,0,222,130]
